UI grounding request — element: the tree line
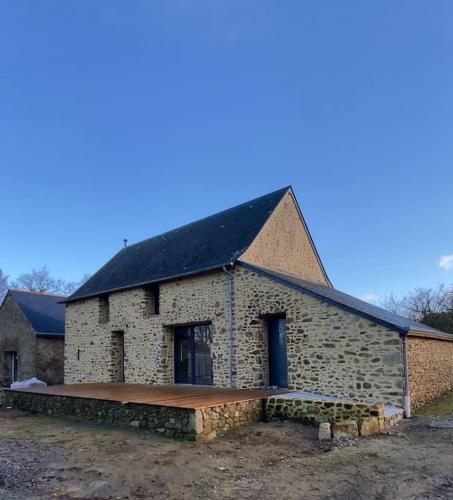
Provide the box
[380,283,453,334]
[0,267,89,300]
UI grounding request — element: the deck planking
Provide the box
[6,383,284,409]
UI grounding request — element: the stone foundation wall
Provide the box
[5,390,263,440]
[196,400,263,439]
[265,395,390,436]
[265,395,384,426]
[408,336,453,410]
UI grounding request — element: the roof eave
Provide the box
[408,329,453,341]
[63,261,237,303]
[35,332,65,338]
[238,261,407,334]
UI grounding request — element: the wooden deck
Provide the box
[6,383,284,410]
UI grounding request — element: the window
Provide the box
[143,285,159,316]
[99,295,110,324]
[5,351,18,383]
[174,324,213,385]
[111,331,125,383]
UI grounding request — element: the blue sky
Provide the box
[1,1,452,303]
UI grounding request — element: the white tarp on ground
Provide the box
[10,377,47,389]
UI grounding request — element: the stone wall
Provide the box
[408,336,453,410]
[233,267,404,406]
[240,190,329,285]
[265,395,385,433]
[110,331,125,382]
[65,273,229,386]
[196,400,263,439]
[65,266,405,406]
[36,337,64,385]
[0,295,37,385]
[5,390,263,440]
[0,295,65,386]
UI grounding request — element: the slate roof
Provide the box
[241,263,451,338]
[67,187,291,302]
[7,290,65,337]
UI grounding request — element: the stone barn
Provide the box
[63,186,453,414]
[0,290,65,386]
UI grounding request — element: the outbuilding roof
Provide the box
[6,289,65,337]
[66,187,290,302]
[241,263,452,339]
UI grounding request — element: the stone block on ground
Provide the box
[359,417,381,436]
[333,419,359,438]
[318,422,331,440]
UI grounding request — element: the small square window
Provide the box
[99,295,110,324]
[143,286,159,316]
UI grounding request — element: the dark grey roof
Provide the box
[67,187,290,302]
[7,290,65,336]
[241,263,451,338]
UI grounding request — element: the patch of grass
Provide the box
[169,435,193,443]
[415,391,453,417]
[323,447,396,466]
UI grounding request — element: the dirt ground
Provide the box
[1,394,453,499]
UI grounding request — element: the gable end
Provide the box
[239,188,330,286]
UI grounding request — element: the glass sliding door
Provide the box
[175,327,193,384]
[193,325,213,385]
[174,324,213,385]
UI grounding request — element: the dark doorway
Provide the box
[174,324,213,385]
[111,331,125,383]
[268,316,288,388]
[4,351,18,384]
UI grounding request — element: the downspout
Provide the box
[223,264,234,389]
[401,333,411,418]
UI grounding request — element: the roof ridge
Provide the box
[9,288,65,298]
[125,186,290,250]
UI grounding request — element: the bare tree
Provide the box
[11,266,58,293]
[11,267,90,297]
[53,279,77,296]
[379,292,405,317]
[381,284,452,321]
[0,269,8,301]
[380,283,453,333]
[54,274,90,296]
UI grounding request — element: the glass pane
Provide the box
[193,325,213,385]
[175,328,192,383]
[178,337,192,383]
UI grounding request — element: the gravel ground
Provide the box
[1,393,453,499]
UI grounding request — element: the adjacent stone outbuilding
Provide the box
[63,187,453,414]
[0,290,65,386]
